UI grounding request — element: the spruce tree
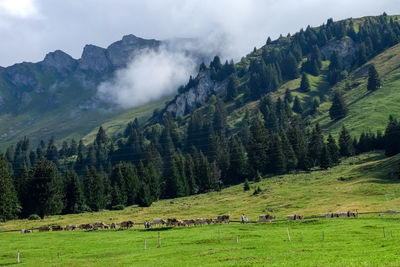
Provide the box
[26,158,64,218]
[329,91,348,120]
[292,96,303,114]
[243,179,250,191]
[226,75,239,101]
[300,73,311,92]
[384,116,400,156]
[327,134,340,164]
[63,169,86,214]
[269,135,286,174]
[0,154,20,221]
[284,88,293,103]
[339,126,354,157]
[227,136,248,185]
[367,64,381,91]
[319,144,332,169]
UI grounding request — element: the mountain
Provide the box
[0,35,210,149]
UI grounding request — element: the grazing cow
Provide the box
[78,224,92,230]
[110,222,116,229]
[21,229,31,234]
[338,212,348,218]
[214,215,230,224]
[167,218,179,226]
[52,225,63,231]
[120,221,134,229]
[153,219,166,226]
[259,214,276,222]
[38,226,50,232]
[65,225,76,231]
[347,211,358,217]
[92,221,108,230]
[287,215,303,220]
[195,218,212,225]
[182,219,196,226]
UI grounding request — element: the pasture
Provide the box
[1,215,400,266]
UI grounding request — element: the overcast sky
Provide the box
[0,0,399,67]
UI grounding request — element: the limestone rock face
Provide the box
[165,71,228,118]
[321,38,358,64]
[41,50,77,73]
[78,45,112,73]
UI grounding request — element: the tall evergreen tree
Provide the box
[284,88,293,103]
[292,96,303,114]
[227,136,248,185]
[0,154,20,221]
[226,74,239,101]
[339,126,354,157]
[63,169,86,214]
[300,73,311,92]
[327,134,340,164]
[329,91,348,120]
[367,64,381,91]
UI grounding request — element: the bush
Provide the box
[253,186,262,195]
[28,214,41,220]
[110,204,125,211]
[244,179,250,191]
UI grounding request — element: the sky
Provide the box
[0,0,399,67]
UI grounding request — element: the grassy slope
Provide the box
[2,151,400,231]
[2,151,400,266]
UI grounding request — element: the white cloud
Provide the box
[0,0,39,18]
[97,46,197,109]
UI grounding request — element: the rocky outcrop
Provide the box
[106,34,160,68]
[5,63,40,90]
[321,38,358,64]
[78,45,112,73]
[165,71,228,118]
[41,50,77,73]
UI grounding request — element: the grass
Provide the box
[1,215,400,266]
[1,152,400,265]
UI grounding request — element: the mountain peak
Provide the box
[42,50,77,73]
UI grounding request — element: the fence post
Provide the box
[286,228,291,241]
[158,232,161,248]
[144,239,146,250]
[17,251,20,264]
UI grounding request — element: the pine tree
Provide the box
[247,117,270,175]
[83,167,107,211]
[226,75,239,101]
[300,73,311,92]
[339,126,354,157]
[329,91,348,120]
[227,136,248,185]
[327,134,340,164]
[308,124,324,166]
[319,144,332,169]
[0,154,20,221]
[384,116,400,156]
[63,169,86,214]
[269,135,286,174]
[292,96,303,114]
[367,64,381,91]
[284,88,293,103]
[25,158,64,218]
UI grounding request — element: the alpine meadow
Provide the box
[1,1,400,266]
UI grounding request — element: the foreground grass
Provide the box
[1,215,400,266]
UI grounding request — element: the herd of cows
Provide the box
[19,212,358,234]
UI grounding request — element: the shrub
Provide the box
[111,204,125,211]
[244,179,250,191]
[28,214,41,220]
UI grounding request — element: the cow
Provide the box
[120,221,134,229]
[92,221,108,230]
[21,229,31,234]
[78,224,92,230]
[338,212,349,218]
[38,226,50,232]
[52,225,63,231]
[325,213,339,218]
[167,218,179,226]
[287,215,303,220]
[195,218,212,225]
[182,219,196,226]
[214,215,230,224]
[348,211,358,217]
[259,214,276,222]
[153,219,166,226]
[110,222,117,229]
[65,224,76,231]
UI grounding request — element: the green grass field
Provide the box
[1,215,400,266]
[1,151,400,266]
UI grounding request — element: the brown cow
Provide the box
[214,215,230,224]
[195,218,212,225]
[120,221,134,229]
[92,221,108,230]
[52,225,63,231]
[38,226,50,232]
[259,214,276,222]
[65,224,76,231]
[182,219,196,226]
[110,222,117,229]
[78,224,92,230]
[287,215,303,220]
[21,229,31,234]
[325,213,339,218]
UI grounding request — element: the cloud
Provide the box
[97,46,197,109]
[0,0,39,18]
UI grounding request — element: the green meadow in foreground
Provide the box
[1,215,400,266]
